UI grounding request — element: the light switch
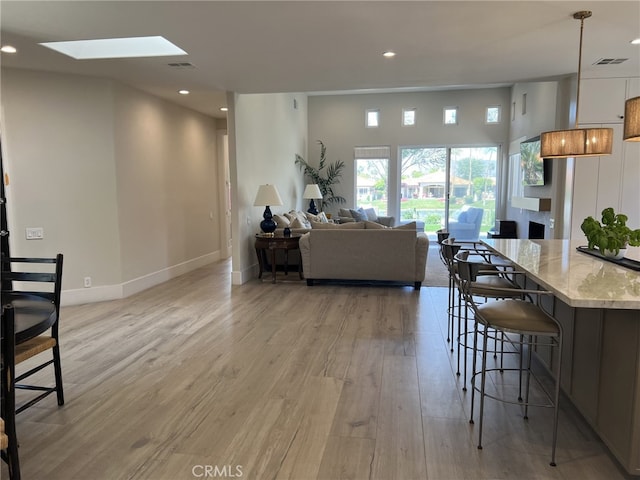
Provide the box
[25,227,44,240]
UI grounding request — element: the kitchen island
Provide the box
[481,239,640,476]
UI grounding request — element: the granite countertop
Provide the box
[481,239,640,310]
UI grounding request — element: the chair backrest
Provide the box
[1,254,64,321]
[440,237,462,267]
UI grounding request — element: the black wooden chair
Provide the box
[1,304,21,479]
[1,254,64,414]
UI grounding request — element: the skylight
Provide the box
[39,36,187,60]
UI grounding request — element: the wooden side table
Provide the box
[255,234,303,283]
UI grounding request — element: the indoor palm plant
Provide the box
[295,140,346,208]
[581,207,640,258]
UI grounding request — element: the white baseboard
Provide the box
[231,263,258,285]
[62,251,220,306]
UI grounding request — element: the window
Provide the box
[366,109,380,127]
[486,106,501,124]
[354,146,390,216]
[402,108,416,126]
[444,107,458,125]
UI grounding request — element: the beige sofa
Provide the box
[299,227,429,289]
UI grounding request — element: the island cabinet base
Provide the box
[536,298,640,476]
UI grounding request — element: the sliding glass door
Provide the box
[399,146,497,238]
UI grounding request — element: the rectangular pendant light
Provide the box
[540,127,614,158]
[623,96,640,142]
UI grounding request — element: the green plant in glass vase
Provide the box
[581,207,640,258]
[295,140,346,209]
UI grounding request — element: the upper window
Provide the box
[486,106,501,124]
[402,108,416,126]
[444,107,458,125]
[366,109,380,128]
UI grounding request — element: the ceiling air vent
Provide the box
[593,58,628,65]
[168,62,195,69]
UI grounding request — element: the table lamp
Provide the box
[253,184,283,234]
[303,184,322,215]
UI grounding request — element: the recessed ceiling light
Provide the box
[1,45,17,54]
[220,107,228,112]
[178,90,190,95]
[382,51,396,58]
[39,36,187,60]
[631,38,640,45]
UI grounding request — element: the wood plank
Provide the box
[2,260,630,480]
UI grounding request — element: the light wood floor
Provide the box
[4,259,633,480]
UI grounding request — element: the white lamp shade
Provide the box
[253,184,283,206]
[302,184,323,199]
[624,96,640,142]
[540,127,613,158]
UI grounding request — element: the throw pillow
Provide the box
[394,221,417,230]
[338,208,352,218]
[364,220,387,229]
[316,211,329,222]
[364,208,378,222]
[289,218,306,229]
[288,210,311,229]
[349,208,367,222]
[274,214,290,228]
[305,212,319,223]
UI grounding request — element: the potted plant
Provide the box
[295,140,346,209]
[581,207,640,259]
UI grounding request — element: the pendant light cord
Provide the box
[575,16,585,127]
[573,10,591,128]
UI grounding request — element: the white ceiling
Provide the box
[1,1,639,119]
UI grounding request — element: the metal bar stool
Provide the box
[456,251,564,467]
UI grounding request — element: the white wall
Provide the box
[505,80,563,239]
[307,88,511,218]
[228,92,308,284]
[1,68,220,304]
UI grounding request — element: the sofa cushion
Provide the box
[394,221,417,230]
[364,220,387,229]
[310,220,365,229]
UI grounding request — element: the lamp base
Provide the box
[260,206,277,234]
[307,199,318,215]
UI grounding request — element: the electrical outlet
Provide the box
[84,277,92,288]
[549,218,555,229]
